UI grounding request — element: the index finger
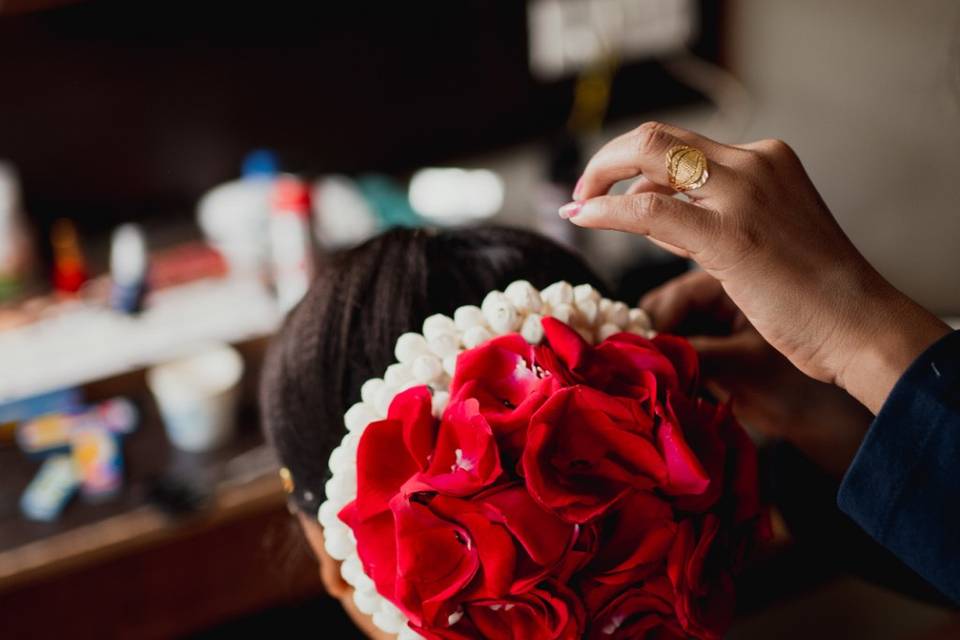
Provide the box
[575,122,736,201]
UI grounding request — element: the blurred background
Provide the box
[0,1,957,638]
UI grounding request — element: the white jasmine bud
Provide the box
[385,362,413,387]
[504,280,542,313]
[373,603,406,634]
[481,291,520,334]
[360,377,385,406]
[573,283,601,305]
[398,627,425,640]
[442,354,459,377]
[422,313,457,341]
[431,390,450,417]
[353,588,381,615]
[344,402,378,432]
[395,332,430,364]
[324,521,354,560]
[550,303,576,325]
[318,499,341,529]
[374,384,397,416]
[575,298,599,326]
[628,307,652,330]
[340,552,363,586]
[598,322,621,341]
[462,325,494,348]
[327,445,345,473]
[605,301,629,328]
[541,281,574,306]
[412,354,443,383]
[428,332,460,359]
[454,305,486,331]
[521,313,545,344]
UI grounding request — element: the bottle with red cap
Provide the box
[269,175,316,313]
[51,218,88,295]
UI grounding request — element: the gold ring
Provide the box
[279,467,295,494]
[666,145,709,192]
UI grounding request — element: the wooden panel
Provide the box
[0,505,332,639]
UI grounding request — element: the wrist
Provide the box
[835,285,950,414]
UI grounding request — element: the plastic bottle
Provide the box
[50,218,88,294]
[0,162,34,302]
[269,175,315,313]
[109,223,148,313]
[197,150,278,276]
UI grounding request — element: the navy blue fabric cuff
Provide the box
[838,329,960,603]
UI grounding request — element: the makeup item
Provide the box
[51,218,88,294]
[146,343,243,452]
[269,176,315,313]
[16,397,138,457]
[109,223,149,313]
[20,455,80,521]
[70,424,123,499]
[0,388,82,447]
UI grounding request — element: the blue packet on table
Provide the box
[0,388,82,446]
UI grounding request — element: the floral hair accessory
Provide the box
[318,281,766,640]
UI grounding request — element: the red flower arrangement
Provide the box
[339,317,766,639]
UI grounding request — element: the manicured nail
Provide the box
[572,177,584,200]
[558,201,582,219]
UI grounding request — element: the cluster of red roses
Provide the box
[340,318,765,639]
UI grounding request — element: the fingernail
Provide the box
[558,201,582,220]
[572,177,583,200]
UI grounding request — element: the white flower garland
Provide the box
[317,281,654,638]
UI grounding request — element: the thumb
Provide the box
[565,193,719,257]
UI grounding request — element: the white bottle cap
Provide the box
[110,223,148,286]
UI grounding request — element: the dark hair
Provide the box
[260,225,607,514]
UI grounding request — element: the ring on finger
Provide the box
[665,145,710,192]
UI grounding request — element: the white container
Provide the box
[0,161,34,301]
[146,344,244,452]
[197,177,274,276]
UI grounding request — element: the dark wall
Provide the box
[0,0,721,233]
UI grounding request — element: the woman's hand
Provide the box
[643,270,872,477]
[564,122,950,413]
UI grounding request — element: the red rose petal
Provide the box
[419,397,503,496]
[390,385,438,472]
[392,494,481,627]
[588,491,677,578]
[355,417,421,521]
[523,386,668,523]
[586,576,686,640]
[346,507,400,604]
[656,399,711,497]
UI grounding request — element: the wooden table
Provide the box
[0,363,330,638]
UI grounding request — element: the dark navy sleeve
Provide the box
[838,330,960,603]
